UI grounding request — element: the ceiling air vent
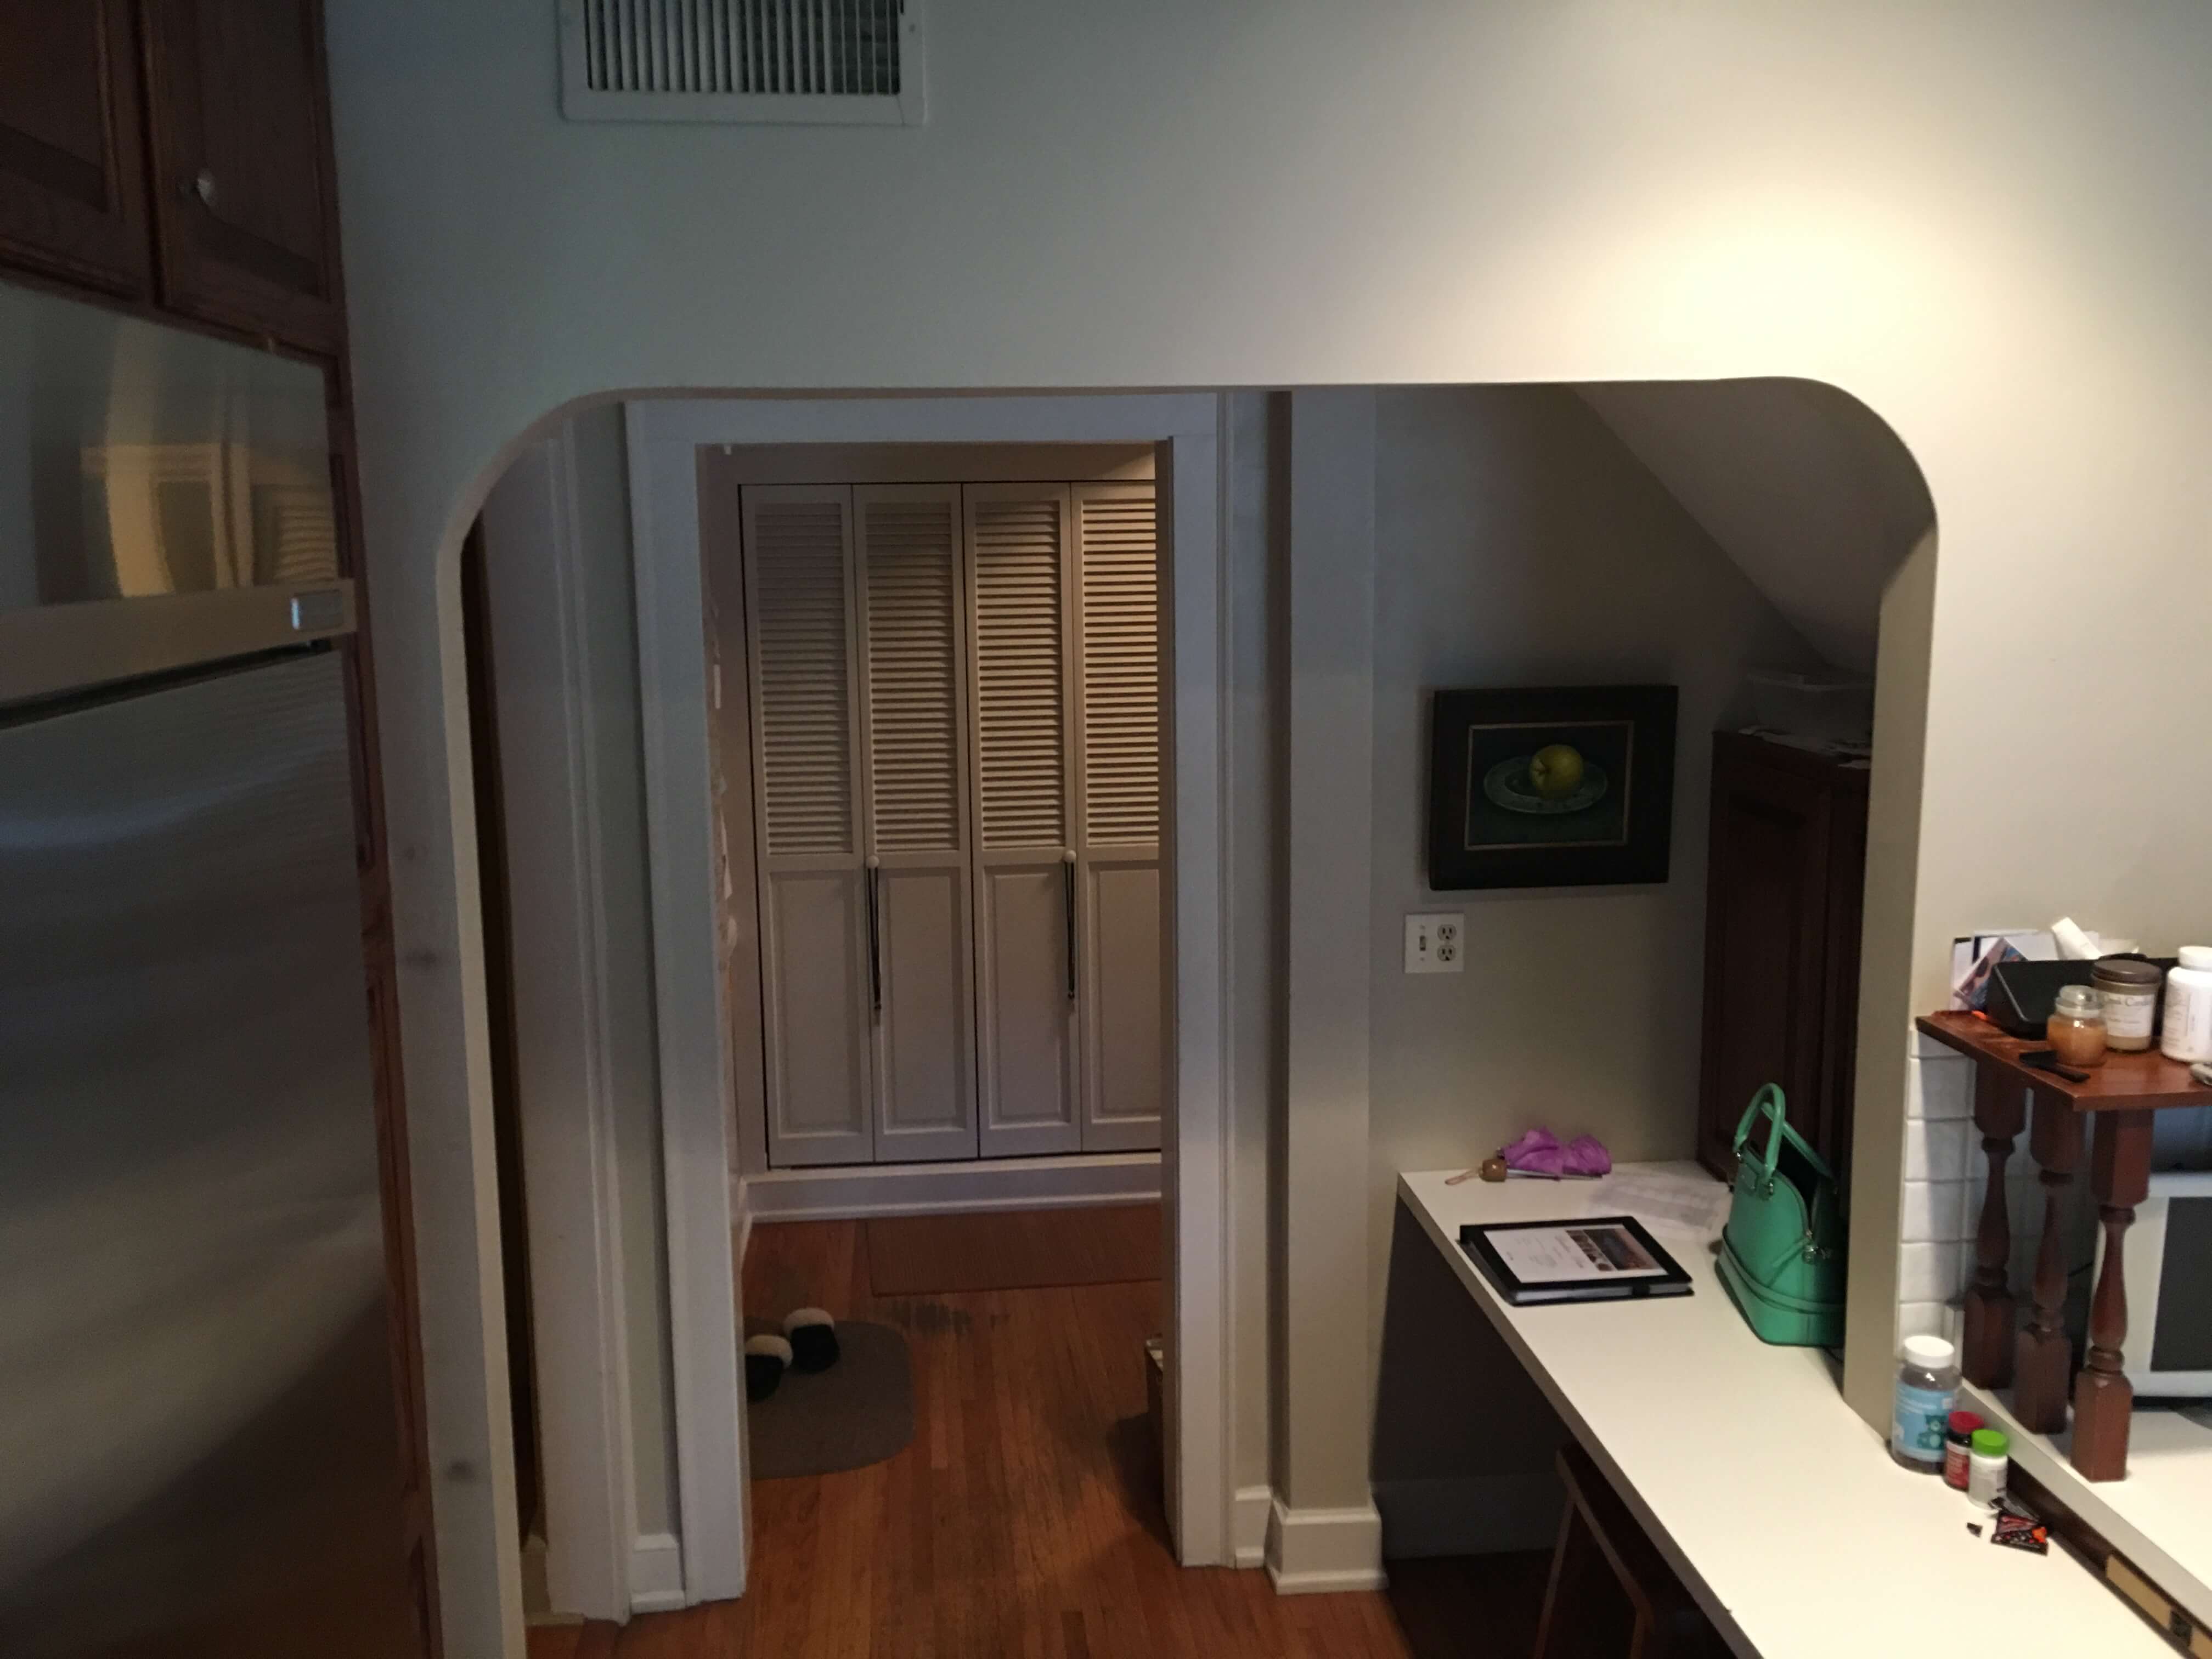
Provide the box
[560,0,924,125]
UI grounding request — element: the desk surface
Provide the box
[1400,1165,2171,1659]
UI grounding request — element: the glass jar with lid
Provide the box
[2048,983,2108,1068]
[2091,957,2164,1052]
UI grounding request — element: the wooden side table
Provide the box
[1917,1012,2212,1481]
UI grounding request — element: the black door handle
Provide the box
[1062,853,1077,1003]
[865,860,882,1017]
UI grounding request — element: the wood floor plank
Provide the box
[865,1203,1163,1295]
[590,1210,1541,1657]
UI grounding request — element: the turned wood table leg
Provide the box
[1962,1062,2027,1388]
[2073,1109,2154,1481]
[2013,1091,2083,1432]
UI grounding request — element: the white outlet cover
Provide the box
[1405,912,1466,974]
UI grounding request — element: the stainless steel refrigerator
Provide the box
[0,279,418,1656]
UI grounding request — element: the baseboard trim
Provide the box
[1373,1473,1564,1559]
[736,1152,1161,1222]
[1264,1497,1386,1594]
[1233,1485,1273,1569]
[629,1532,685,1614]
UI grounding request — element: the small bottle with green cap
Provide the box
[1966,1427,2010,1507]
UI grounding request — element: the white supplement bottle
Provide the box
[1967,1428,2010,1506]
[2163,946,2212,1064]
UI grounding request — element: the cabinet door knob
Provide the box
[191,168,218,207]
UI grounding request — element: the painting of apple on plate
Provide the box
[1426,686,1677,890]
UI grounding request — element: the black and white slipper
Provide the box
[783,1308,840,1373]
[744,1334,792,1402]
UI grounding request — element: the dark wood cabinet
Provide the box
[140,0,345,352]
[0,4,151,297]
[1696,731,1869,1184]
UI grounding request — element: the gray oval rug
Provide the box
[744,1319,915,1480]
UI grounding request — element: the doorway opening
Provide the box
[462,393,1233,1632]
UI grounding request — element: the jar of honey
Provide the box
[2047,983,2108,1068]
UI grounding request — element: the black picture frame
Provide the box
[1425,684,1677,890]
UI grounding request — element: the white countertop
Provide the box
[1965,1379,2212,1631]
[1400,1164,2171,1659]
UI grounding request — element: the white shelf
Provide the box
[1401,1163,2175,1659]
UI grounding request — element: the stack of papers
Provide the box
[1581,1166,1731,1238]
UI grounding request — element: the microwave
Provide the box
[2094,1171,2212,1397]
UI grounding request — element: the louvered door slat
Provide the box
[752,498,856,857]
[969,494,1069,850]
[1074,488,1160,848]
[860,494,961,853]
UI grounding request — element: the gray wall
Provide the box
[1363,386,1825,1366]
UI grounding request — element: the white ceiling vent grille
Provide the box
[559,0,925,125]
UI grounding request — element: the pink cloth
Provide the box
[1499,1128,1612,1177]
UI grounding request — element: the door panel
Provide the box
[975,860,1080,1156]
[1082,858,1163,1152]
[762,870,873,1163]
[1695,750,1831,1179]
[873,864,977,1161]
[1069,483,1163,1154]
[743,486,873,1167]
[966,484,1080,1157]
[855,486,976,1160]
[0,3,150,296]
[142,0,343,351]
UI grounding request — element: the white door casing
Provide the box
[627,394,1232,1580]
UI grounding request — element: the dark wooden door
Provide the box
[0,4,151,296]
[141,0,343,352]
[1707,738,1849,1186]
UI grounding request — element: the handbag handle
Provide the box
[1731,1083,1790,1173]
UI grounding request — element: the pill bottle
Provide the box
[2161,946,2212,1064]
[1967,1428,2010,1508]
[1890,1335,1959,1473]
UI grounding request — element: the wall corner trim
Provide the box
[1233,1484,1273,1569]
[628,1532,686,1615]
[1263,1496,1386,1595]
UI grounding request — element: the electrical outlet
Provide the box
[1404,912,1465,974]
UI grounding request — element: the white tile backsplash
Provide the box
[1899,1239,1972,1302]
[1901,1178,1973,1243]
[1897,1300,1963,1346]
[1904,1115,1971,1182]
[1908,1054,1974,1121]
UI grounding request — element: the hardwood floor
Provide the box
[526,1210,1547,1658]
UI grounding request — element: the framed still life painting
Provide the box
[1425,684,1678,890]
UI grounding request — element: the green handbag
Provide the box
[1714,1084,1848,1347]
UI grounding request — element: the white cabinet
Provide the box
[736,476,1160,1167]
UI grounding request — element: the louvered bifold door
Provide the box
[1071,484,1165,1153]
[854,485,978,1162]
[965,483,1082,1156]
[742,486,875,1167]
